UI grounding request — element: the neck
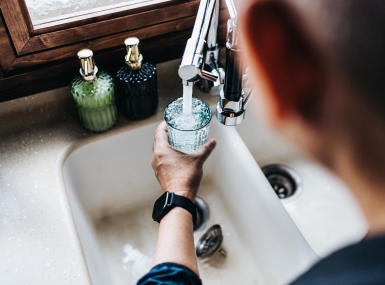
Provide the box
[322,82,385,237]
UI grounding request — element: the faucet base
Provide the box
[216,100,245,126]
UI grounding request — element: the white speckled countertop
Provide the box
[0,59,218,285]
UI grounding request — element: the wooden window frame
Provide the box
[0,0,228,102]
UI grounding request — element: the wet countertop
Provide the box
[0,59,218,284]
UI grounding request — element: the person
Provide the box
[138,0,385,284]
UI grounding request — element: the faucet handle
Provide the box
[200,69,219,82]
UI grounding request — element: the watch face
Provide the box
[152,192,170,221]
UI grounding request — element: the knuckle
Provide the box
[153,149,163,159]
[153,148,166,163]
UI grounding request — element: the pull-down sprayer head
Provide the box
[216,17,253,126]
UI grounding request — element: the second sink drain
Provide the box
[262,164,302,200]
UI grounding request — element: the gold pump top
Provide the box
[124,37,143,69]
[77,49,98,82]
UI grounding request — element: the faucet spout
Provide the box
[178,0,219,84]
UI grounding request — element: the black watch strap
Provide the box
[152,192,197,225]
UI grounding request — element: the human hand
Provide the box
[151,121,217,201]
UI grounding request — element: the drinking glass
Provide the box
[164,97,212,154]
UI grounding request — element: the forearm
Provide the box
[148,122,216,278]
[151,206,199,276]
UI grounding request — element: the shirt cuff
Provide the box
[137,262,202,285]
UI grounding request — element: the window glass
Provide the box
[24,0,171,29]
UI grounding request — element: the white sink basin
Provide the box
[63,119,319,285]
[236,103,368,257]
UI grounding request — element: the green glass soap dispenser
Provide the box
[70,49,118,132]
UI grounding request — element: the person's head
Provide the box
[240,0,385,229]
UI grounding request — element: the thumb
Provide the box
[194,139,217,163]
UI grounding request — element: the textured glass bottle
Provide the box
[116,37,158,120]
[71,49,118,132]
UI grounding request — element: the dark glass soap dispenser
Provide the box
[116,37,158,120]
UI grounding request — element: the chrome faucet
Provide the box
[178,0,252,126]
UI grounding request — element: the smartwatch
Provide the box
[152,192,197,225]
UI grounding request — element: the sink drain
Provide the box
[196,224,227,258]
[194,196,210,233]
[261,164,302,200]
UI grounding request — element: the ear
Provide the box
[241,1,324,126]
